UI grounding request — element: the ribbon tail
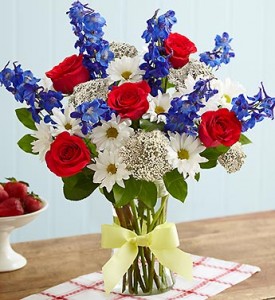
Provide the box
[102,241,138,294]
[152,248,193,280]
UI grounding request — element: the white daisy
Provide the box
[50,105,82,137]
[88,149,130,192]
[31,121,53,161]
[210,78,246,109]
[40,76,53,92]
[167,132,208,179]
[143,92,171,123]
[91,114,134,151]
[107,56,145,85]
[177,74,198,95]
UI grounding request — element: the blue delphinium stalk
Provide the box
[165,79,218,135]
[140,10,176,96]
[231,83,275,132]
[71,99,114,135]
[67,1,114,79]
[0,62,63,123]
[199,32,235,69]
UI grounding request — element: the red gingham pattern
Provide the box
[22,255,260,300]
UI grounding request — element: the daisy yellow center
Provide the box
[224,94,231,103]
[178,149,189,160]
[155,106,165,114]
[65,123,72,130]
[121,71,132,80]
[106,127,118,138]
[107,163,117,174]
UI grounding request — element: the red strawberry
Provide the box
[0,197,24,217]
[0,185,9,203]
[4,178,28,199]
[23,193,43,213]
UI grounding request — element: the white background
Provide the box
[0,0,275,243]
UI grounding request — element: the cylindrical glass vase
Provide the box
[112,195,175,296]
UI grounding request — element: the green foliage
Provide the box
[136,180,157,208]
[113,177,139,207]
[239,134,252,145]
[62,169,98,200]
[163,169,188,203]
[200,145,229,169]
[100,187,115,204]
[113,177,157,208]
[15,108,37,130]
[17,134,37,154]
[195,173,200,182]
[139,119,164,132]
[84,138,98,157]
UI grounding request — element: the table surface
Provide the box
[1,210,275,300]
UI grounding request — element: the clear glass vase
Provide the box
[112,195,175,296]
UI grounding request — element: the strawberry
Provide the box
[0,185,9,203]
[0,197,24,217]
[4,178,28,199]
[23,193,43,213]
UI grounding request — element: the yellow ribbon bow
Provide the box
[101,222,193,294]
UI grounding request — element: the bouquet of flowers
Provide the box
[1,1,274,296]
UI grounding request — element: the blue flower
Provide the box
[199,32,235,68]
[165,97,199,135]
[0,62,40,107]
[165,79,218,135]
[39,90,63,113]
[71,99,114,134]
[231,83,275,131]
[140,10,177,96]
[0,62,66,123]
[67,1,113,79]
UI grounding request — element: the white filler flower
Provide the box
[167,132,207,179]
[88,149,130,192]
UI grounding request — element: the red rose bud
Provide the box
[164,32,197,69]
[45,132,91,177]
[45,54,90,94]
[107,81,150,120]
[198,108,242,147]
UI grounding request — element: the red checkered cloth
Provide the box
[22,255,260,300]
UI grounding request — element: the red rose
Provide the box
[164,32,197,69]
[45,54,90,94]
[107,81,150,120]
[45,132,91,177]
[198,108,242,147]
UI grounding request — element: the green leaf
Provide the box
[139,119,164,132]
[239,134,252,145]
[15,108,37,130]
[200,145,229,169]
[166,81,175,89]
[84,139,98,157]
[200,159,218,169]
[113,177,139,207]
[100,187,115,204]
[163,169,188,203]
[62,169,98,200]
[17,134,37,154]
[195,173,200,182]
[136,180,157,208]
